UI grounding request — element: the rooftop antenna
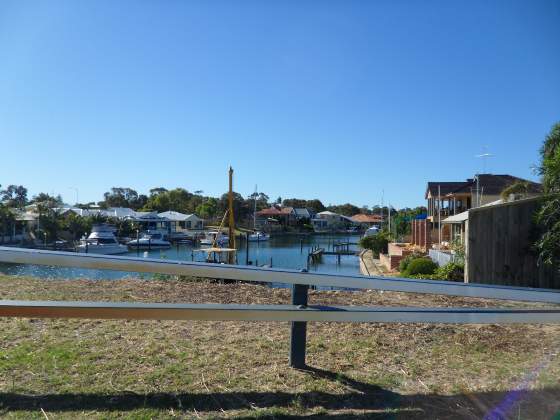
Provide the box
[475,146,494,174]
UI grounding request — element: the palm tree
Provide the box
[0,204,16,244]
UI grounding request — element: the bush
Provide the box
[404,257,438,276]
[359,231,391,257]
[398,252,424,272]
[434,262,464,281]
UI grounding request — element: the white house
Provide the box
[158,211,204,232]
[311,211,356,231]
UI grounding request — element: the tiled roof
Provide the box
[425,175,542,198]
[351,214,384,223]
[257,206,294,216]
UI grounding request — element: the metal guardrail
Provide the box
[1,246,560,368]
[1,246,560,303]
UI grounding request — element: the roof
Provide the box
[104,207,137,218]
[351,214,384,223]
[158,211,200,221]
[317,211,339,216]
[442,199,507,224]
[425,174,542,198]
[442,210,469,224]
[475,174,542,196]
[425,181,473,198]
[256,206,294,216]
[293,208,313,217]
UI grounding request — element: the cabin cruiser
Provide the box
[248,231,270,242]
[76,225,128,255]
[199,231,229,246]
[363,226,380,238]
[126,231,171,250]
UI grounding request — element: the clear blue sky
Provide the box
[1,1,559,209]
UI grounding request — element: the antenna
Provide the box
[475,146,495,174]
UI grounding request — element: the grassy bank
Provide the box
[0,275,559,418]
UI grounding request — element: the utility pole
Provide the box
[228,167,236,264]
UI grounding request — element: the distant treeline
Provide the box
[0,183,427,239]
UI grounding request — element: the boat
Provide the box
[126,231,172,250]
[199,231,229,246]
[363,226,380,238]
[76,224,128,254]
[248,185,270,242]
[248,232,270,242]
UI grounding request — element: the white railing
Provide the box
[1,246,559,367]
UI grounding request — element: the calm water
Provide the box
[0,234,361,281]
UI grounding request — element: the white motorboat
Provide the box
[248,232,270,242]
[76,225,128,255]
[363,226,380,238]
[127,231,171,250]
[199,231,229,246]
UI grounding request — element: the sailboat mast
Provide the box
[228,167,236,264]
[253,185,257,230]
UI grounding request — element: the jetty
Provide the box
[307,241,359,266]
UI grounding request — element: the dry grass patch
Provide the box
[0,275,559,418]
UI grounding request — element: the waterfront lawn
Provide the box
[0,275,559,418]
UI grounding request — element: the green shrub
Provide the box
[434,262,464,281]
[359,231,391,257]
[398,252,424,272]
[404,257,438,276]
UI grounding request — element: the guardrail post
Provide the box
[289,283,309,368]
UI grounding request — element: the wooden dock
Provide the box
[307,244,358,267]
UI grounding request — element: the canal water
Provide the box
[0,234,362,281]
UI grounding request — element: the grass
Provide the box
[0,274,559,418]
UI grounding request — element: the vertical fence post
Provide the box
[245,232,250,265]
[289,283,309,369]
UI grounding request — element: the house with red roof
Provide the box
[255,206,295,227]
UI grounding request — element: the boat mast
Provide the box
[253,184,257,231]
[228,167,236,264]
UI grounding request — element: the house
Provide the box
[437,197,559,287]
[350,214,384,229]
[123,211,169,231]
[293,208,315,221]
[255,206,295,227]
[158,211,203,232]
[311,211,356,232]
[426,174,542,224]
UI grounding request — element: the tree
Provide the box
[149,187,168,196]
[0,204,16,243]
[248,191,269,211]
[1,185,28,208]
[282,198,325,213]
[101,187,144,209]
[501,181,530,200]
[218,192,251,222]
[359,231,391,257]
[327,203,361,217]
[535,122,560,267]
[305,199,326,213]
[31,193,63,207]
[196,197,218,219]
[60,213,89,240]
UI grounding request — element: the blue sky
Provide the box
[1,1,559,208]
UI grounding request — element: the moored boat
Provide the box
[126,231,171,250]
[248,232,270,242]
[199,231,229,246]
[76,224,128,254]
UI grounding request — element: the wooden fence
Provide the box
[1,246,560,368]
[467,197,560,288]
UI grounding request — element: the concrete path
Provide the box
[359,250,384,276]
